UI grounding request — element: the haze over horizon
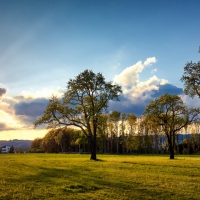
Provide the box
[0,0,200,140]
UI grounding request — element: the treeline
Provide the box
[30,128,200,155]
[30,128,89,153]
[30,111,200,154]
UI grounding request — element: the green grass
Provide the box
[1,154,200,199]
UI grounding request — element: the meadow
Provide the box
[1,154,200,200]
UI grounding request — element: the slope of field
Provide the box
[0,154,200,199]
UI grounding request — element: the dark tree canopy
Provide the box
[34,69,122,160]
[144,94,200,159]
[180,61,200,98]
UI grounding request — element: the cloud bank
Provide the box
[0,87,63,131]
[111,57,184,116]
[0,57,199,133]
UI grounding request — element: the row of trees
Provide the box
[31,121,200,155]
[34,61,200,160]
[31,112,137,154]
[30,128,87,153]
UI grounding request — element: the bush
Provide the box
[182,148,187,155]
[29,148,45,153]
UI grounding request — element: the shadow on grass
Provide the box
[91,158,105,162]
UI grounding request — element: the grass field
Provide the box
[1,154,200,200]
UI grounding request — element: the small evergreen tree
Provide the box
[9,145,15,153]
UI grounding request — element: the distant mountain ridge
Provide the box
[0,140,32,150]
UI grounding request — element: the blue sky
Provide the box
[0,0,200,140]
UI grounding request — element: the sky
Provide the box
[0,0,200,140]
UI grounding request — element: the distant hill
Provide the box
[0,140,32,150]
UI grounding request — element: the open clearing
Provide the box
[1,154,200,200]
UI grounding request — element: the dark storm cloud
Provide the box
[151,84,183,98]
[14,98,49,117]
[109,100,146,116]
[109,84,183,116]
[0,88,7,99]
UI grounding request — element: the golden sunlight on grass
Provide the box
[1,154,200,199]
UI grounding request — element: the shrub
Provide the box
[182,148,187,155]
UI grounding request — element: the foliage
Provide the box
[34,70,122,160]
[126,135,140,152]
[54,130,64,152]
[119,113,127,153]
[108,111,121,153]
[127,113,137,135]
[97,114,109,153]
[144,94,200,159]
[31,138,43,150]
[182,148,187,154]
[180,61,200,98]
[109,111,121,134]
[31,128,85,153]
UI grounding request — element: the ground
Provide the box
[1,154,200,199]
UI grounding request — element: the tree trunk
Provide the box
[90,147,96,160]
[60,144,64,153]
[169,133,175,159]
[111,134,113,153]
[177,134,179,154]
[88,134,97,160]
[116,137,119,154]
[104,139,107,153]
[169,143,174,159]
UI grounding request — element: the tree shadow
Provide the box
[91,158,105,162]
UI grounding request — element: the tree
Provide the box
[126,134,140,153]
[109,111,121,153]
[119,113,127,153]
[42,129,59,153]
[34,70,122,160]
[125,113,137,153]
[31,138,43,151]
[180,61,200,98]
[144,94,200,159]
[9,145,15,153]
[97,114,109,153]
[127,113,137,135]
[143,116,163,154]
[54,130,64,152]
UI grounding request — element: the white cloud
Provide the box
[113,61,144,87]
[20,87,65,99]
[124,75,168,104]
[114,57,168,104]
[144,57,157,66]
[113,57,157,88]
